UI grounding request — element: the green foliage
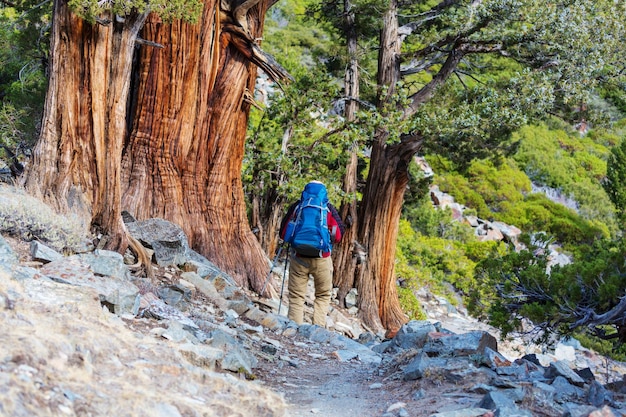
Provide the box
[403,193,474,243]
[0,104,27,150]
[414,77,544,166]
[0,3,50,164]
[397,286,426,322]
[599,82,626,115]
[471,236,626,349]
[300,0,384,100]
[399,0,626,162]
[574,331,626,362]
[604,138,626,226]
[436,159,529,219]
[396,218,505,313]
[512,124,610,186]
[244,66,353,212]
[434,153,609,247]
[503,194,608,246]
[68,0,202,22]
[254,0,626,348]
[263,0,342,76]
[511,123,617,234]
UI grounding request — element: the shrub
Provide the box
[0,185,88,252]
[396,218,504,314]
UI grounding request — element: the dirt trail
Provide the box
[263,360,385,416]
[252,328,477,417]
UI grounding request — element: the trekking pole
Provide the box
[278,244,290,315]
[260,243,285,297]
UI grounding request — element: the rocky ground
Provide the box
[250,323,487,417]
[2,184,626,417]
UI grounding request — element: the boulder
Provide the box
[423,330,498,357]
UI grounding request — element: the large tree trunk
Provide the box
[349,0,408,334]
[347,0,460,334]
[25,0,288,292]
[333,0,360,306]
[121,1,275,290]
[23,0,147,252]
[356,133,419,335]
[333,149,359,304]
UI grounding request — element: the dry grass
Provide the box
[0,184,88,253]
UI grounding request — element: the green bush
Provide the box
[510,123,617,233]
[396,218,504,315]
[436,159,531,219]
[471,236,626,354]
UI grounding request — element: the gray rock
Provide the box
[0,235,37,281]
[423,330,497,357]
[10,264,41,281]
[482,346,512,369]
[143,298,198,330]
[227,299,251,315]
[392,320,437,350]
[205,329,257,374]
[576,367,596,383]
[77,250,130,280]
[477,390,516,409]
[300,325,334,344]
[442,358,492,384]
[0,234,18,266]
[221,349,257,374]
[162,320,199,343]
[333,350,358,362]
[519,353,542,367]
[178,343,224,370]
[546,360,586,387]
[41,256,140,316]
[561,403,602,417]
[30,241,63,263]
[126,218,190,267]
[371,340,394,354]
[428,409,492,417]
[495,364,531,379]
[490,377,521,389]
[179,271,228,310]
[403,352,447,381]
[531,380,556,403]
[476,390,532,416]
[186,249,228,279]
[357,332,377,345]
[245,306,268,323]
[551,376,584,402]
[260,313,289,331]
[151,403,183,417]
[413,388,426,400]
[157,285,191,308]
[587,380,613,407]
[469,383,497,394]
[327,332,382,365]
[345,288,358,308]
[209,273,247,301]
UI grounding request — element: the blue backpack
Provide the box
[285,182,332,257]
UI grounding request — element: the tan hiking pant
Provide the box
[287,255,333,326]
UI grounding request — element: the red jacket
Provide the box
[279,202,345,258]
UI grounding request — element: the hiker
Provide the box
[279,180,345,326]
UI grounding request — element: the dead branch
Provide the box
[222,24,293,87]
[135,38,165,49]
